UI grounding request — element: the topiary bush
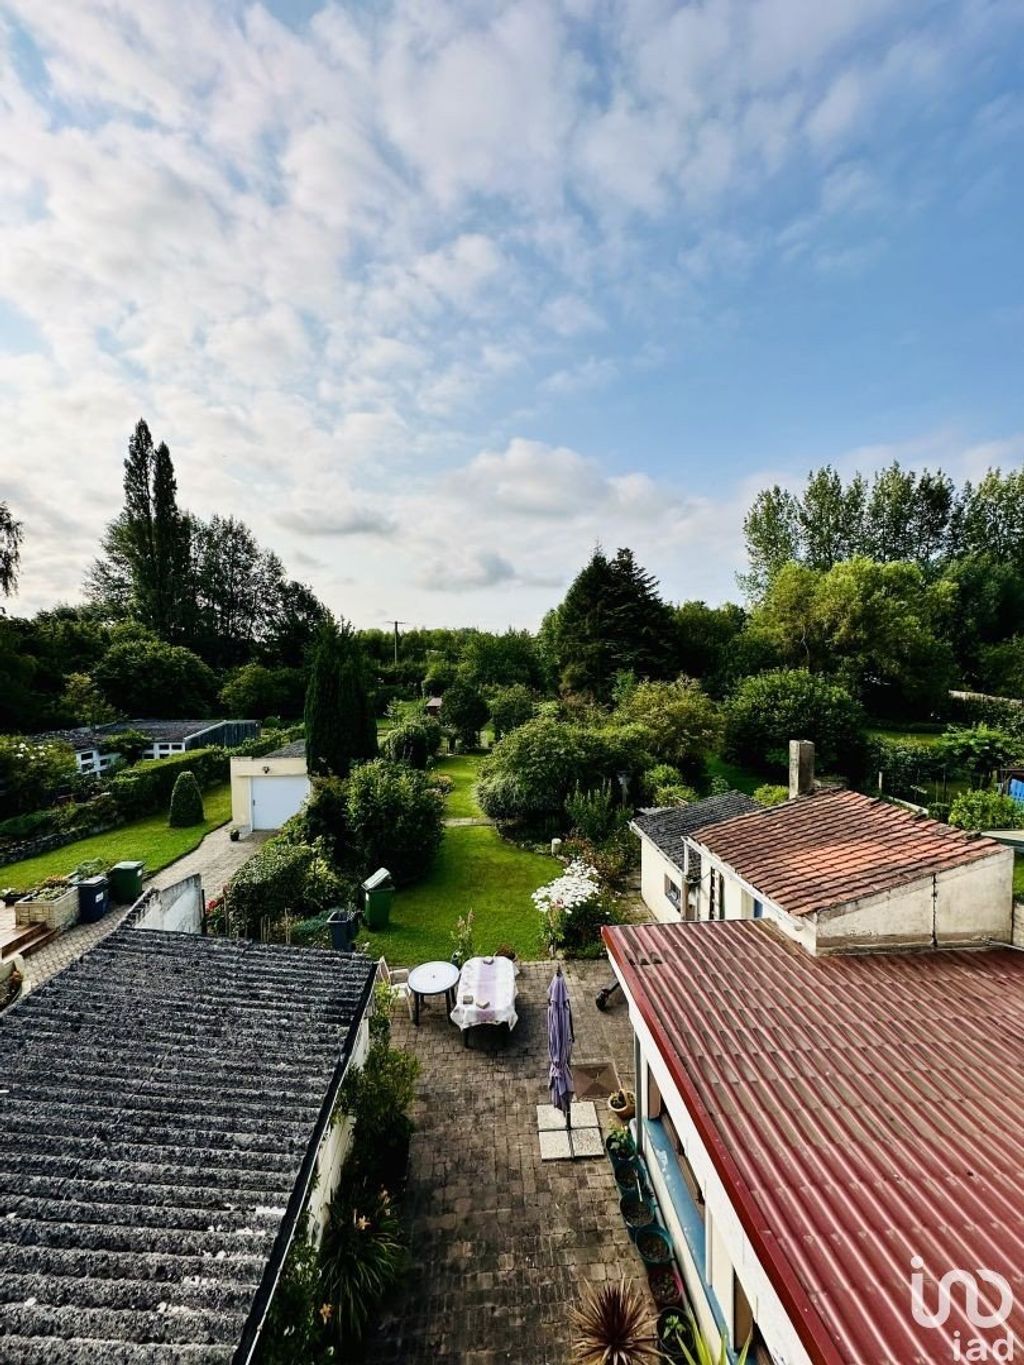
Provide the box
[168,771,205,827]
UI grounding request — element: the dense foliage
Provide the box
[226,839,320,934]
[948,789,1024,832]
[93,629,217,717]
[0,736,76,819]
[380,716,442,769]
[108,747,227,821]
[344,759,444,883]
[611,676,721,779]
[724,669,866,776]
[304,620,377,779]
[439,678,489,747]
[487,683,537,738]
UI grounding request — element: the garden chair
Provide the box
[377,957,414,1021]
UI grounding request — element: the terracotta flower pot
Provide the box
[608,1089,636,1123]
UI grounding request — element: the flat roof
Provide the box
[631,792,758,870]
[693,787,1004,916]
[31,720,255,750]
[266,738,306,759]
[0,925,375,1362]
[604,919,1024,1364]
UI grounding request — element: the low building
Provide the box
[604,917,1024,1363]
[631,792,758,923]
[230,738,309,832]
[32,719,259,774]
[0,920,376,1362]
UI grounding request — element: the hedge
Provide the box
[228,725,305,759]
[865,737,953,801]
[108,747,228,821]
[225,838,317,935]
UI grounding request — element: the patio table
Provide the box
[450,955,518,1043]
[407,959,460,1026]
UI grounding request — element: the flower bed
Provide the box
[531,859,614,956]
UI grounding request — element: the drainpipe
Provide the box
[931,873,938,949]
[634,1030,643,1159]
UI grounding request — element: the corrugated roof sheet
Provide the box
[604,919,1024,1364]
[693,787,1003,915]
[0,926,375,1363]
[632,792,759,869]
[265,739,306,760]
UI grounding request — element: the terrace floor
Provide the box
[364,958,642,1365]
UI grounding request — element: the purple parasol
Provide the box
[548,965,575,1154]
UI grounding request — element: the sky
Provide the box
[1,0,1023,630]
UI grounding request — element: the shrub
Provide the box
[168,771,205,827]
[724,669,866,777]
[227,838,317,933]
[0,807,59,840]
[562,830,637,887]
[937,725,1022,787]
[866,736,952,800]
[611,676,722,778]
[320,1186,407,1352]
[345,759,444,884]
[0,736,77,819]
[337,1035,420,1190]
[948,789,1024,832]
[381,717,442,769]
[230,725,305,759]
[477,717,638,828]
[108,746,227,821]
[532,859,615,955]
[652,783,697,807]
[753,784,788,808]
[565,783,626,844]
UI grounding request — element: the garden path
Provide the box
[364,958,644,1365]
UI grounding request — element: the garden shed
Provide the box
[230,738,310,832]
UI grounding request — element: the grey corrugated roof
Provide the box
[266,739,306,759]
[31,721,255,750]
[0,926,375,1363]
[632,791,759,869]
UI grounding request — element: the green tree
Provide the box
[458,629,543,689]
[937,725,1021,787]
[440,678,489,748]
[739,485,802,598]
[955,468,1024,568]
[979,637,1024,699]
[864,464,955,566]
[544,547,675,698]
[304,620,378,779]
[488,683,537,738]
[93,630,217,716]
[724,669,866,776]
[345,759,444,882]
[262,579,330,665]
[671,601,747,690]
[168,770,205,827]
[191,515,286,667]
[381,717,442,769]
[0,501,23,598]
[611,677,721,779]
[798,466,866,571]
[938,556,1024,685]
[62,672,116,726]
[0,737,77,818]
[220,663,287,719]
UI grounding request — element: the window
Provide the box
[664,874,681,911]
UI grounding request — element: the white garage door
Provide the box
[251,775,310,831]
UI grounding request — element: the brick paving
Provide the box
[18,825,266,990]
[365,959,643,1365]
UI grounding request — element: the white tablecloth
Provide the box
[449,955,518,1032]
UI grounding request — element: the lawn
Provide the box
[867,727,943,747]
[0,783,233,892]
[704,754,771,796]
[435,752,486,818]
[1016,854,1024,901]
[361,752,555,965]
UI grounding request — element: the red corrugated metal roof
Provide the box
[603,919,1024,1364]
[691,789,1003,916]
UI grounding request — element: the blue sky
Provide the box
[1,0,1023,627]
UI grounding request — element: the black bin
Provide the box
[77,875,110,924]
[327,907,359,951]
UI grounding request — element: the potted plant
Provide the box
[606,1127,636,1162]
[570,1278,660,1364]
[229,826,240,842]
[635,1225,673,1268]
[620,1191,655,1238]
[647,1264,684,1311]
[657,1307,699,1363]
[609,1087,636,1122]
[450,910,475,968]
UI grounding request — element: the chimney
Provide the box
[789,740,815,799]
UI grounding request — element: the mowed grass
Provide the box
[435,752,486,818]
[867,727,943,747]
[705,754,770,796]
[1,784,233,892]
[1015,855,1024,901]
[361,752,554,965]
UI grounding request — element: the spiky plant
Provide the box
[673,1311,750,1365]
[571,1278,659,1365]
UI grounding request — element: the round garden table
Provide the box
[407,959,460,1026]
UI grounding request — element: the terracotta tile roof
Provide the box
[603,919,1024,1365]
[691,787,1003,916]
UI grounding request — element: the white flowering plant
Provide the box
[532,860,614,955]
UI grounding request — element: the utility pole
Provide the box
[386,619,406,667]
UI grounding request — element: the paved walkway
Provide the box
[18,825,265,990]
[364,959,642,1365]
[444,816,495,827]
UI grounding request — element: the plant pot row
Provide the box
[605,1129,690,1331]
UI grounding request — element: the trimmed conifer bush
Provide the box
[168,771,205,827]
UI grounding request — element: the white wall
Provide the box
[231,754,309,829]
[639,836,685,924]
[307,1015,371,1241]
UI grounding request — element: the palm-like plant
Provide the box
[319,1186,407,1348]
[572,1278,660,1365]
[670,1310,750,1365]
